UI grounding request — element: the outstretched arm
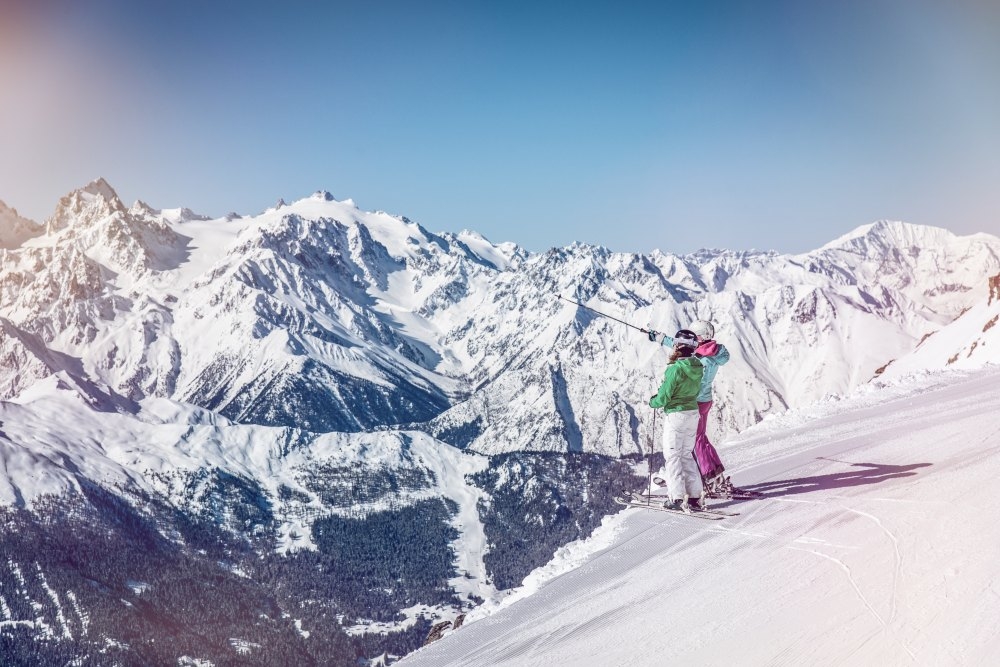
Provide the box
[712,342,730,366]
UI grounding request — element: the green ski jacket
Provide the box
[649,357,704,413]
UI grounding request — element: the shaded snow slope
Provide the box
[879,279,1000,378]
[401,366,1000,666]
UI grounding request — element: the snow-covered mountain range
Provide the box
[3,179,998,455]
[0,178,998,664]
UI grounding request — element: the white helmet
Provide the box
[689,320,715,340]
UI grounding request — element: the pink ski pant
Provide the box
[694,401,725,479]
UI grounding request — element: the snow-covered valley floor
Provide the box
[401,366,1000,666]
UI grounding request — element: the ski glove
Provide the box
[647,329,658,342]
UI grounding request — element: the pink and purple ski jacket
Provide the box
[659,335,730,402]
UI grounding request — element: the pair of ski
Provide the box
[614,491,739,521]
[707,488,765,501]
[705,478,766,501]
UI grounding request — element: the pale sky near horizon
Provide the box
[1,0,999,254]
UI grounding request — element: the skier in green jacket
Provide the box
[647,329,705,511]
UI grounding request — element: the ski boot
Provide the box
[688,490,708,511]
[616,489,638,505]
[662,497,685,512]
[705,474,732,499]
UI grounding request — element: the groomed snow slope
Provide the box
[401,366,1000,666]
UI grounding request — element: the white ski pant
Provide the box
[659,409,703,500]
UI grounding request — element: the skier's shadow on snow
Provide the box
[741,460,933,497]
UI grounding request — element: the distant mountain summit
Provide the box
[811,218,999,319]
[0,200,43,248]
[47,177,128,232]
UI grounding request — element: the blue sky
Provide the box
[2,0,998,253]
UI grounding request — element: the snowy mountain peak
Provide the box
[128,200,209,223]
[48,177,127,232]
[25,178,192,288]
[0,200,43,248]
[162,207,212,223]
[129,200,157,216]
[80,176,120,201]
[285,190,356,211]
[819,219,957,252]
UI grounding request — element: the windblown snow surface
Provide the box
[401,365,1000,666]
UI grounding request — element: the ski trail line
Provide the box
[839,505,904,625]
[776,493,916,661]
[785,545,886,625]
[786,545,917,662]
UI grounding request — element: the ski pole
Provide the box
[556,295,654,334]
[647,410,656,506]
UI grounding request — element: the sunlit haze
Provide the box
[2,0,999,253]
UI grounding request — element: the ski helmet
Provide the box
[689,320,715,340]
[673,329,700,349]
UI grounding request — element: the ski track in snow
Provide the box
[772,494,907,638]
[840,504,904,626]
